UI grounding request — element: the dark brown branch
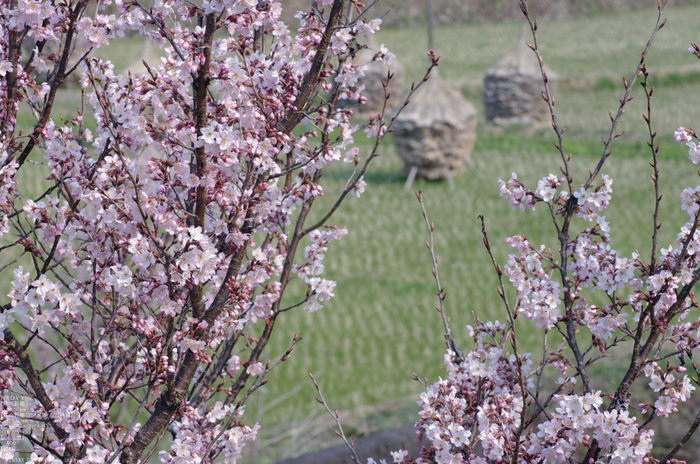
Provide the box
[476,215,527,464]
[582,2,668,191]
[659,407,700,464]
[278,0,345,134]
[302,62,437,235]
[120,212,251,463]
[1,0,24,143]
[3,328,78,460]
[189,329,241,408]
[521,0,593,396]
[14,0,91,171]
[416,191,463,359]
[224,179,318,407]
[119,11,220,462]
[187,12,217,322]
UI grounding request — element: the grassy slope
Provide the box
[251,4,700,461]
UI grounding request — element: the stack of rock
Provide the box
[483,41,557,126]
[393,72,477,181]
[337,39,405,120]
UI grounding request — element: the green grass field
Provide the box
[7,3,700,462]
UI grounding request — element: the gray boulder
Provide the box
[393,72,477,181]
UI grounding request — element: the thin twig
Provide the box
[415,190,463,359]
[309,373,362,463]
[659,408,700,464]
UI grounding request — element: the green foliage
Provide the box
[651,70,700,87]
[595,75,618,91]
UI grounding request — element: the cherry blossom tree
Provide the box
[0,0,434,463]
[392,1,700,463]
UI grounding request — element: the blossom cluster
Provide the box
[0,0,398,462]
[410,321,532,464]
[404,121,700,463]
[293,227,348,312]
[641,362,695,418]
